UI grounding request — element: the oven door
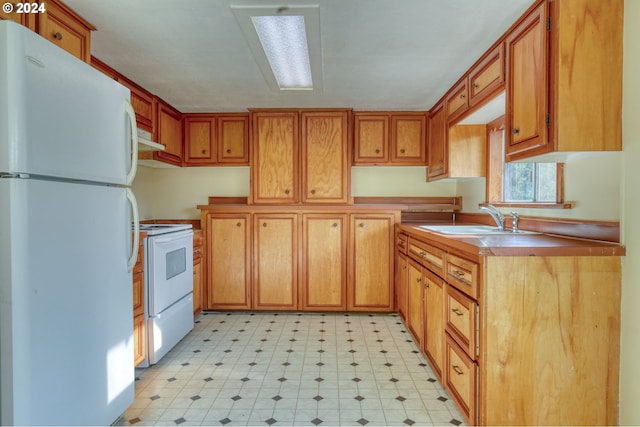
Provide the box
[146,229,193,316]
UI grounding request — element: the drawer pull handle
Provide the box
[53,32,63,41]
[452,308,464,316]
[452,365,464,376]
[452,270,465,278]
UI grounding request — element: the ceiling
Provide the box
[64,0,533,113]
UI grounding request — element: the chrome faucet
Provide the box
[479,204,505,231]
[510,211,520,233]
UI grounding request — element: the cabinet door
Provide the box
[505,2,548,160]
[251,112,299,204]
[35,0,93,62]
[155,99,183,166]
[446,80,469,123]
[301,111,349,203]
[192,257,202,316]
[184,115,216,165]
[133,314,146,367]
[424,270,445,380]
[301,214,347,311]
[207,214,251,309]
[407,259,424,347]
[427,103,447,180]
[254,214,298,310]
[396,252,409,321]
[353,114,389,164]
[118,76,155,132]
[132,271,144,318]
[391,115,426,165]
[218,114,249,165]
[1,5,31,25]
[349,214,395,311]
[469,42,505,107]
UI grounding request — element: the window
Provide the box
[486,116,568,208]
[503,162,557,202]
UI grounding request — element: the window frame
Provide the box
[485,116,570,209]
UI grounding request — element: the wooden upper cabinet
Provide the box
[1,3,30,25]
[391,114,427,164]
[154,98,183,166]
[185,115,216,164]
[301,214,348,311]
[354,112,427,165]
[251,111,299,204]
[468,42,505,107]
[91,57,156,132]
[446,80,469,123]
[505,1,548,160]
[33,0,94,63]
[301,111,350,204]
[505,0,622,162]
[353,114,388,164]
[427,103,447,180]
[253,214,298,310]
[218,115,249,164]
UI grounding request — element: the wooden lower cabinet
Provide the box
[253,214,298,310]
[132,240,145,367]
[349,214,395,311]
[406,259,424,346]
[395,252,408,321]
[205,214,251,310]
[423,270,445,380]
[301,214,348,311]
[133,313,146,367]
[397,230,622,425]
[192,251,202,316]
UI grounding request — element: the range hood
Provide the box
[137,128,165,151]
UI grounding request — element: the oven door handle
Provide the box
[127,188,140,273]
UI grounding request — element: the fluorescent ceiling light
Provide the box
[251,15,312,89]
[231,5,322,92]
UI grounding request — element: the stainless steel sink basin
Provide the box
[418,225,538,235]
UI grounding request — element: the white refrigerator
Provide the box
[0,21,140,425]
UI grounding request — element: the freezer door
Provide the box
[0,21,132,185]
[0,178,134,426]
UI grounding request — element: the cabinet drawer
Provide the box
[408,238,444,276]
[445,284,477,360]
[396,233,408,255]
[445,253,479,299]
[445,333,477,425]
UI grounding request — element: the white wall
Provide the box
[458,152,622,221]
[620,1,640,423]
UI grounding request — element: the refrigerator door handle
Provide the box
[126,188,140,272]
[124,101,138,186]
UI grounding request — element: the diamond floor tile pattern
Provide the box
[118,312,465,426]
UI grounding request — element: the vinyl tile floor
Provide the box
[119,312,466,426]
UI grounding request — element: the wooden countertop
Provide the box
[398,222,626,258]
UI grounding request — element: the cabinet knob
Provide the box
[512,128,520,135]
[201,149,206,154]
[452,365,464,376]
[460,93,466,99]
[262,222,267,227]
[400,148,405,154]
[359,223,365,228]
[438,159,444,164]
[332,223,338,228]
[452,269,465,278]
[284,189,290,195]
[424,284,429,289]
[416,277,422,283]
[226,149,232,154]
[310,189,316,195]
[473,82,479,89]
[375,149,380,154]
[53,32,63,41]
[236,222,242,227]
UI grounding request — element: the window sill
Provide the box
[481,202,574,209]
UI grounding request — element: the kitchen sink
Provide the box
[418,225,538,235]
